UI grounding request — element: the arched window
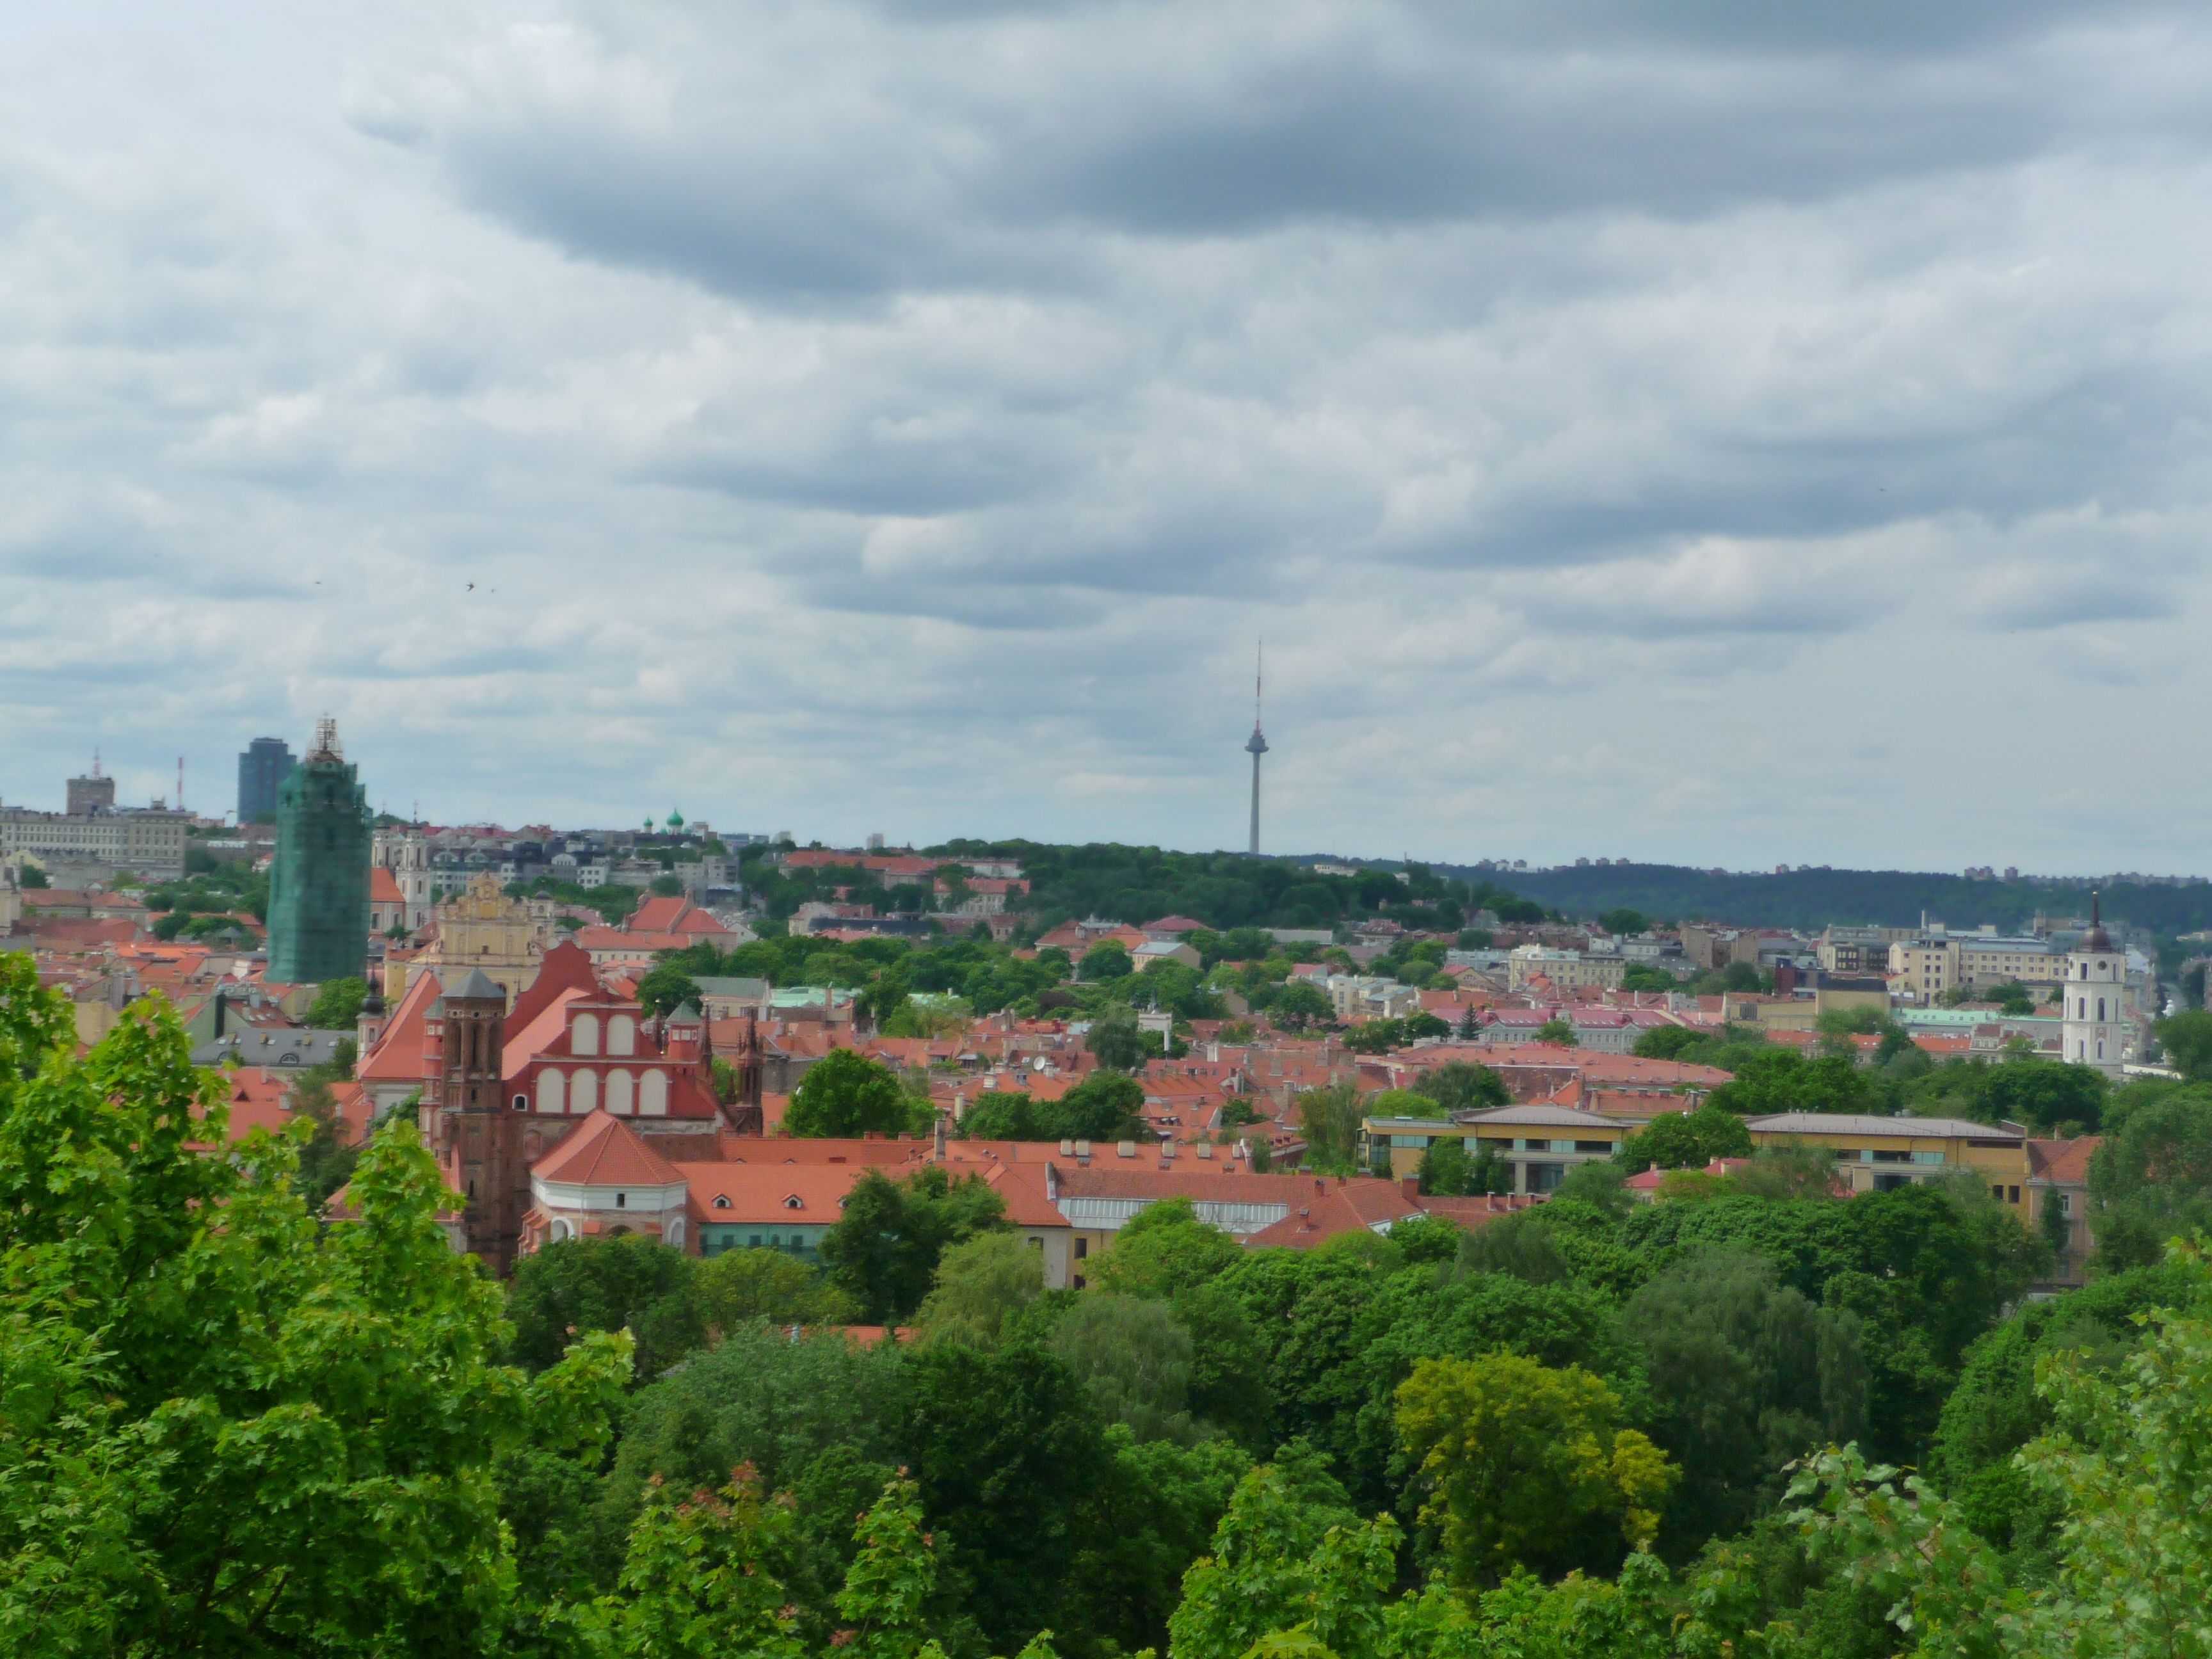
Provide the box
[2097,997,2106,1022]
[572,1013,600,1056]
[639,1071,669,1116]
[538,1070,566,1114]
[512,1093,528,1111]
[571,1070,598,1115]
[608,1014,637,1057]
[665,1219,685,1249]
[607,1069,635,1115]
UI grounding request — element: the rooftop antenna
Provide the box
[177,756,186,812]
[1244,641,1269,856]
[92,747,104,778]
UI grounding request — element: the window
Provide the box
[513,1093,528,1111]
[749,1233,762,1247]
[713,1194,730,1210]
[1991,1184,2004,1202]
[2059,1192,2073,1216]
[783,1194,805,1210]
[615,1192,627,1209]
[1075,1238,1089,1259]
[2008,1186,2021,1205]
[1575,1141,1613,1153]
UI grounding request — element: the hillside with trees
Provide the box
[1460,859,2212,934]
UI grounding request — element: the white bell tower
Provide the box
[2062,892,2128,1078]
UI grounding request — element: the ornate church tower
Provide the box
[420,968,530,1272]
[264,718,373,986]
[2062,894,2128,1078]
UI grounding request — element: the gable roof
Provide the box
[357,968,444,1084]
[442,967,504,1002]
[508,939,602,1034]
[533,1110,687,1187]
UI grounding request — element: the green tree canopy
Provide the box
[306,974,369,1030]
[819,1166,1009,1324]
[787,1048,920,1138]
[636,962,705,1018]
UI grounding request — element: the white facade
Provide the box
[2062,927,2129,1078]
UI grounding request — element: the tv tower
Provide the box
[1244,643,1269,856]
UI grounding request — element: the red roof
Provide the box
[369,867,405,905]
[357,968,443,1084]
[534,1111,687,1187]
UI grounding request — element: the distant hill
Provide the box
[1426,861,2212,938]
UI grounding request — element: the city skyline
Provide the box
[7,4,2212,870]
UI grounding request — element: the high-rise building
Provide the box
[237,736,296,823]
[67,755,115,817]
[264,720,372,986]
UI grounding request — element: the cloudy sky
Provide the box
[4,1,2208,872]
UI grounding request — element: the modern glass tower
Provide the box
[264,719,372,985]
[237,736,296,822]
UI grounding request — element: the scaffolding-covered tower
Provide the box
[264,718,373,986]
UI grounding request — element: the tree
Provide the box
[649,873,685,897]
[1078,942,1134,982]
[17,860,49,888]
[1402,1011,1451,1041]
[1093,1196,1244,1298]
[606,1466,807,1659]
[694,1247,854,1333]
[1086,1013,1151,1071]
[1052,1294,1201,1442]
[1056,1070,1147,1141]
[1295,1083,1366,1173]
[305,974,369,1030]
[1410,1061,1510,1114]
[1418,1137,1475,1196]
[1598,909,1652,936]
[508,1233,707,1380]
[1342,1019,1404,1055]
[0,959,631,1649]
[1269,981,1333,1030]
[2156,1009,2212,1080]
[1533,1018,1576,1046]
[2087,1085,2212,1269]
[1369,1086,1447,1121]
[1625,1248,1866,1550]
[787,1049,918,1138]
[638,963,706,1018]
[1614,1106,1752,1173]
[914,1231,1045,1345]
[1166,1459,1398,1659]
[1395,1352,1675,1585]
[819,1166,1009,1324]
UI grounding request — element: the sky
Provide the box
[3,1,2210,874]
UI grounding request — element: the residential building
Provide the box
[1507,946,1626,991]
[1818,925,1906,975]
[1888,936,1957,1004]
[1743,1113,2024,1194]
[1955,931,2061,991]
[0,799,190,883]
[1358,1103,1631,1192]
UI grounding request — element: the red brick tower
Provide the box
[420,968,527,1272]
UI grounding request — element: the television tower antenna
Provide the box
[177,757,186,813]
[1244,641,1269,856]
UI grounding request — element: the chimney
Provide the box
[1401,1176,1420,1201]
[934,1111,949,1160]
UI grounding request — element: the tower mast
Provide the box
[1244,643,1269,856]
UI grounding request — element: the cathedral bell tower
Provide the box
[2062,893,2128,1080]
[419,968,528,1271]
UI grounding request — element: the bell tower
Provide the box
[419,968,528,1270]
[2062,892,2128,1079]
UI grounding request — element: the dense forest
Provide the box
[11,955,2212,1655]
[1461,860,2212,937]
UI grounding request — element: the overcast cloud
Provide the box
[3,0,2209,872]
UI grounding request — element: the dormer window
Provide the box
[712,1195,730,1210]
[782,1194,804,1210]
